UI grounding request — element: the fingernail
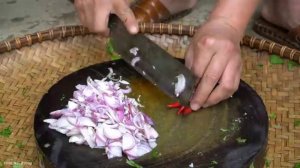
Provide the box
[191,103,200,111]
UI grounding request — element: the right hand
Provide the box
[74,0,138,36]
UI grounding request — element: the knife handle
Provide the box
[138,22,300,64]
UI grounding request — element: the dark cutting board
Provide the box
[34,60,268,168]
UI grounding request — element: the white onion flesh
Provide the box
[131,57,141,67]
[174,74,186,97]
[129,47,139,56]
[44,68,158,160]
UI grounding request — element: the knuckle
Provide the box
[197,36,215,48]
[223,41,236,52]
[222,82,237,94]
[192,66,204,78]
[203,73,219,85]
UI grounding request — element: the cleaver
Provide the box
[109,16,198,106]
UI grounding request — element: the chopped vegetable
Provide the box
[177,106,185,115]
[12,162,22,168]
[167,102,181,108]
[287,60,299,71]
[106,39,121,60]
[249,162,255,168]
[60,94,66,102]
[0,126,12,137]
[222,135,228,141]
[126,159,143,168]
[131,57,141,67]
[273,124,281,129]
[211,160,218,165]
[269,54,284,64]
[265,158,271,168]
[182,107,192,115]
[44,69,158,160]
[129,47,139,56]
[22,87,29,96]
[0,116,4,124]
[16,140,25,149]
[167,102,193,116]
[295,120,300,127]
[236,137,247,144]
[257,63,263,68]
[294,163,300,168]
[269,112,276,120]
[110,54,121,61]
[150,149,161,159]
[220,128,229,132]
[174,74,186,97]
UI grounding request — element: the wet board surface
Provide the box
[34,60,268,168]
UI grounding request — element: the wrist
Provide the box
[207,16,245,40]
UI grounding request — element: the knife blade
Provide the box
[109,16,198,106]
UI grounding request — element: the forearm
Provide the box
[209,0,261,37]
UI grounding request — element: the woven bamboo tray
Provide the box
[0,23,299,168]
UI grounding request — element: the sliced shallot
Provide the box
[44,68,159,160]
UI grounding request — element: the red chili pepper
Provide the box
[167,102,181,108]
[182,107,192,115]
[177,106,185,115]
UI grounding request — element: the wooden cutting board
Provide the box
[34,60,268,168]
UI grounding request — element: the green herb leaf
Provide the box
[257,63,263,68]
[211,160,218,165]
[287,60,299,71]
[0,161,4,168]
[265,158,271,168]
[60,94,66,102]
[0,116,4,124]
[249,162,255,168]
[106,39,114,55]
[269,55,284,65]
[295,120,300,127]
[0,126,12,137]
[12,162,23,168]
[222,135,228,141]
[236,137,247,144]
[294,163,300,168]
[269,113,276,120]
[273,124,281,129]
[110,54,121,61]
[126,160,143,168]
[106,39,121,61]
[220,128,229,132]
[150,149,161,159]
[16,140,25,149]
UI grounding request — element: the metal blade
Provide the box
[109,16,197,105]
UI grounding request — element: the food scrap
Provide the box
[126,159,143,168]
[0,126,12,137]
[44,69,159,160]
[167,102,192,115]
[174,74,186,97]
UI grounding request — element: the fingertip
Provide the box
[190,102,201,111]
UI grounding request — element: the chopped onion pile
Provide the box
[44,69,159,160]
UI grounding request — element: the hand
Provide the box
[185,18,242,110]
[74,0,138,36]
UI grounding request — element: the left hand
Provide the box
[185,18,243,110]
